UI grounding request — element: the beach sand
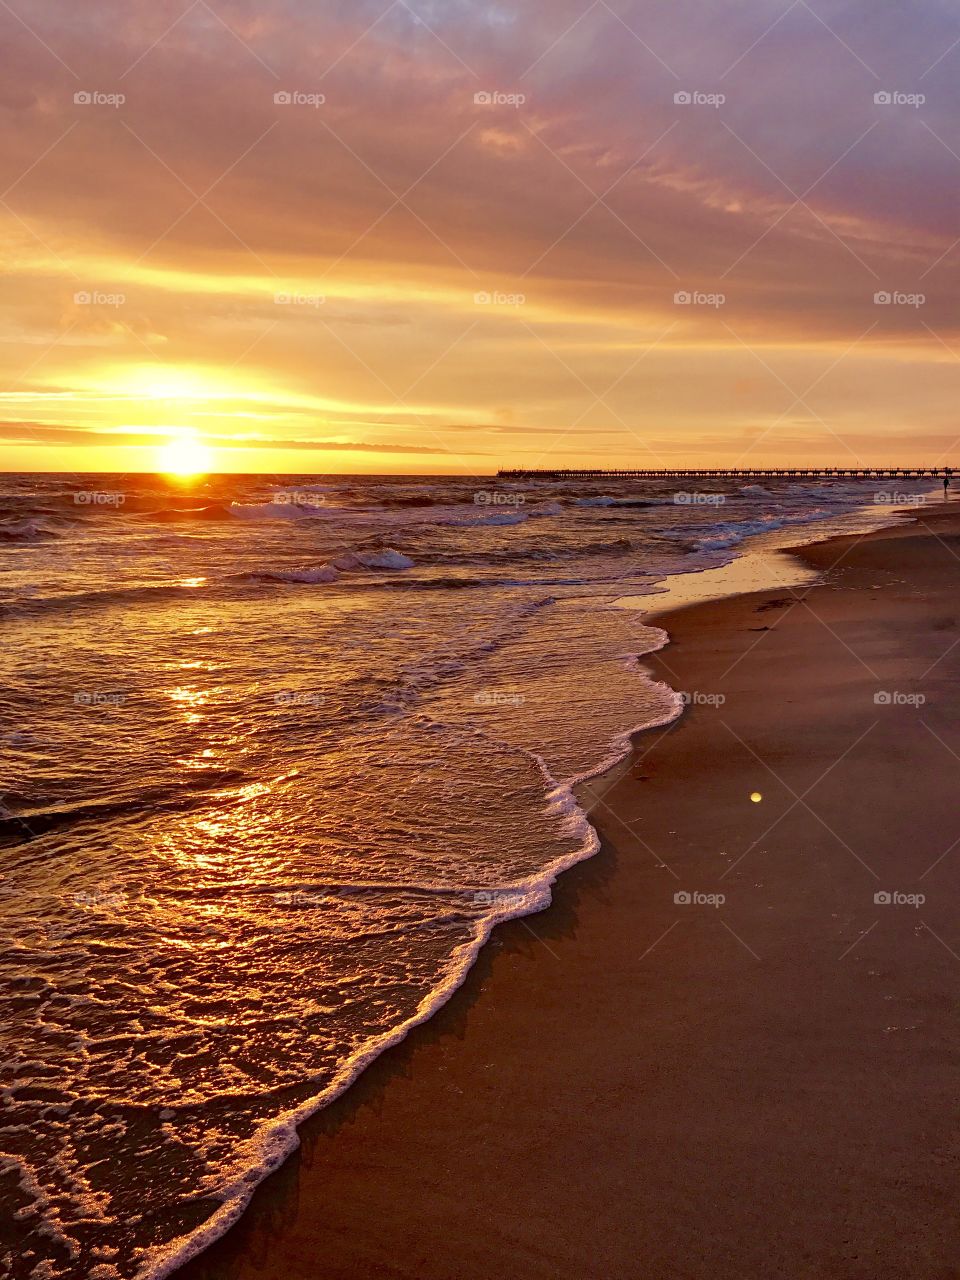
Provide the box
[179,503,960,1280]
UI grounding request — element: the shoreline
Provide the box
[176,500,960,1280]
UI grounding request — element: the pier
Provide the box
[497,467,954,480]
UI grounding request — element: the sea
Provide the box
[0,471,931,1278]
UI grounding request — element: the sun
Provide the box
[158,436,213,477]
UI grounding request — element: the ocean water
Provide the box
[0,472,926,1277]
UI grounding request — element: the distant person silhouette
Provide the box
[945,475,951,498]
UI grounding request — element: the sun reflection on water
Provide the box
[163,684,221,725]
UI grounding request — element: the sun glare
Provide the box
[159,436,213,476]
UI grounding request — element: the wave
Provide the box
[421,536,636,568]
[0,771,247,841]
[229,501,327,521]
[265,483,338,496]
[243,546,415,585]
[416,501,561,528]
[690,507,833,551]
[347,574,645,590]
[1,580,215,616]
[145,503,236,521]
[332,548,414,570]
[0,519,57,542]
[576,495,673,508]
[448,508,529,527]
[7,546,419,612]
[251,564,341,584]
[220,494,568,535]
[226,499,527,528]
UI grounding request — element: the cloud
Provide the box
[7,1,958,304]
[256,437,453,454]
[0,420,453,454]
[2,0,960,466]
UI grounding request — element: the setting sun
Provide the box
[158,435,213,476]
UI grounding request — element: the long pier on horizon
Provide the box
[497,467,955,480]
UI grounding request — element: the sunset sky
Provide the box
[3,0,960,473]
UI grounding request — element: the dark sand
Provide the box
[179,503,960,1280]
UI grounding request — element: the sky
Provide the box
[2,0,960,473]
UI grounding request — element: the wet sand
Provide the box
[178,502,960,1280]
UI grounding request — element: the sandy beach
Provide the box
[176,501,960,1280]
